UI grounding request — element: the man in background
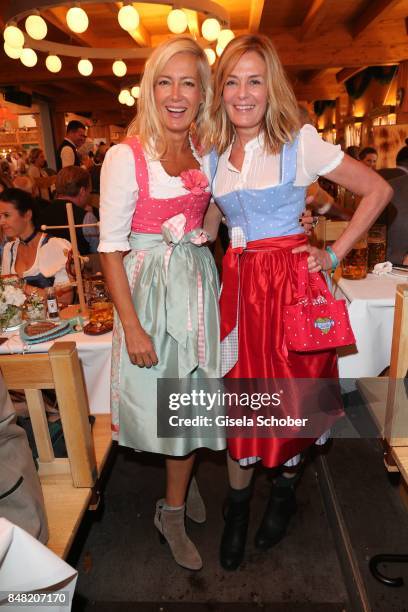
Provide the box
[56,120,86,171]
[40,166,98,255]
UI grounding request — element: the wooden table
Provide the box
[0,329,112,414]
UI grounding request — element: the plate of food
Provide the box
[83,321,113,335]
[21,320,71,343]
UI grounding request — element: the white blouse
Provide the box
[98,142,203,252]
[205,124,344,197]
[2,234,71,286]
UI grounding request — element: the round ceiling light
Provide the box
[78,58,93,76]
[131,85,140,98]
[167,9,188,34]
[119,89,130,104]
[202,18,221,42]
[25,15,48,40]
[118,5,140,31]
[112,60,127,77]
[125,96,135,106]
[216,42,224,57]
[3,42,22,59]
[46,54,62,73]
[217,29,235,47]
[66,7,89,34]
[3,25,25,48]
[20,47,38,67]
[204,48,216,66]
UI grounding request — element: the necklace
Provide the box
[20,229,38,246]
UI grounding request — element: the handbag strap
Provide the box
[296,258,334,303]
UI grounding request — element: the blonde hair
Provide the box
[127,36,212,158]
[208,34,300,155]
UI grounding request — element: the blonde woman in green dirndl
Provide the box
[98,37,225,571]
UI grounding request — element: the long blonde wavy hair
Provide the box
[127,36,212,159]
[207,34,300,155]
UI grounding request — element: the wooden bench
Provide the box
[0,341,112,559]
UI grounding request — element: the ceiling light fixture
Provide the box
[118,5,140,32]
[25,14,47,40]
[167,9,188,34]
[66,6,89,34]
[20,47,37,67]
[202,18,220,41]
[204,48,216,65]
[3,25,25,48]
[78,58,93,76]
[131,85,140,98]
[3,42,23,59]
[45,54,62,72]
[112,59,127,77]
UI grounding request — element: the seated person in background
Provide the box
[0,172,13,192]
[12,175,35,195]
[40,166,99,255]
[0,188,72,302]
[359,146,378,169]
[307,181,352,221]
[345,145,360,160]
[378,139,408,181]
[27,148,56,201]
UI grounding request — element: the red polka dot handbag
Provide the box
[283,261,356,352]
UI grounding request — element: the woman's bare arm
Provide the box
[100,251,158,367]
[293,155,393,271]
[203,201,223,242]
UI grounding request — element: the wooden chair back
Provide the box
[0,342,97,488]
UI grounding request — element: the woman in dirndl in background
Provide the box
[203,34,392,571]
[98,37,225,571]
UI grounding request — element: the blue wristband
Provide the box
[326,246,339,270]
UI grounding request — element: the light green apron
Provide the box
[111,228,225,455]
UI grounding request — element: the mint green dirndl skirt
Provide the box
[111,226,225,455]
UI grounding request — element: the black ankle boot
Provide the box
[220,490,251,571]
[254,478,297,551]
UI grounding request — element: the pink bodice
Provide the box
[124,137,211,234]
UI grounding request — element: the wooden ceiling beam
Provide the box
[249,0,265,34]
[300,0,330,41]
[94,79,119,95]
[336,67,366,83]
[298,68,330,84]
[54,95,126,113]
[0,61,145,85]
[349,0,402,38]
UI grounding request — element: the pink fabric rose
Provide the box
[180,169,209,195]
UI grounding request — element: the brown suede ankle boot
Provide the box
[154,499,203,571]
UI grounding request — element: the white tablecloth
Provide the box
[0,518,77,611]
[335,273,404,378]
[0,330,112,414]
